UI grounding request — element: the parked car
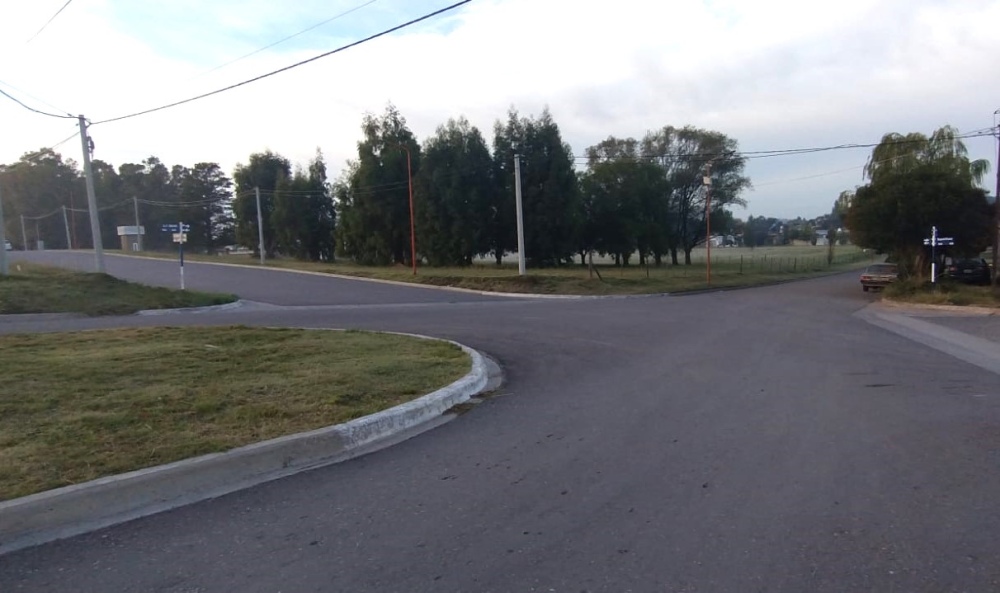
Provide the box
[942,258,991,285]
[860,263,898,292]
[3,239,10,251]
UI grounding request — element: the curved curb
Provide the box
[104,253,869,301]
[136,299,247,316]
[0,334,492,556]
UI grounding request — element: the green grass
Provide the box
[0,326,469,500]
[884,279,1000,308]
[122,245,873,295]
[0,263,236,316]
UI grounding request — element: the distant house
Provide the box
[815,229,829,246]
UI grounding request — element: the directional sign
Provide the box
[172,233,187,244]
[923,237,954,246]
[160,223,191,232]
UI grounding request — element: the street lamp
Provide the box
[390,143,417,275]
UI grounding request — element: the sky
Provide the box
[1,0,998,220]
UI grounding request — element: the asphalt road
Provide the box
[2,254,1000,592]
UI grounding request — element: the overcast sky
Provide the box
[1,0,997,220]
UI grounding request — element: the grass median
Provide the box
[0,326,470,500]
[0,263,236,316]
[127,245,874,295]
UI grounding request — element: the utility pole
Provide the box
[255,186,265,265]
[62,207,72,250]
[704,161,713,285]
[514,153,526,276]
[78,115,105,272]
[20,214,27,251]
[132,196,142,251]
[993,118,1000,284]
[0,183,8,276]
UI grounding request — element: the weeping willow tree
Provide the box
[863,125,990,186]
[848,126,993,277]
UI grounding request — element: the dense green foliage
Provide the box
[2,105,755,267]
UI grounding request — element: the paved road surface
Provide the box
[2,254,999,592]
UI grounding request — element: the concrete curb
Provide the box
[0,334,492,556]
[856,304,1000,376]
[103,253,867,301]
[104,253,593,300]
[0,312,83,324]
[135,299,248,316]
[879,298,999,316]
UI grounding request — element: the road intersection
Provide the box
[2,252,999,592]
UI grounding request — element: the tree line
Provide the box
[0,104,754,267]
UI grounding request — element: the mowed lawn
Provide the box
[0,263,235,315]
[0,327,470,500]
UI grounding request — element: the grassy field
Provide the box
[124,245,874,295]
[0,263,236,315]
[0,327,469,500]
[884,279,1000,308]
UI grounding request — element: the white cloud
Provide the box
[2,0,998,219]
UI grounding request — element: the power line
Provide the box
[27,0,74,43]
[571,129,997,163]
[192,0,381,80]
[47,129,80,151]
[0,78,71,115]
[0,87,74,119]
[92,0,473,125]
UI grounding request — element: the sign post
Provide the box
[161,222,190,290]
[922,226,954,283]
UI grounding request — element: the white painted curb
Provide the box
[0,335,489,556]
[104,253,609,300]
[136,299,248,316]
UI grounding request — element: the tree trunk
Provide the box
[670,247,679,266]
[684,247,693,265]
[654,253,662,267]
[494,249,502,266]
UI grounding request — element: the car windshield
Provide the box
[866,264,897,274]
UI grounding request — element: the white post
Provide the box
[78,115,105,272]
[62,206,72,250]
[514,154,526,276]
[179,220,185,290]
[133,196,142,251]
[930,225,937,283]
[0,183,7,276]
[255,186,265,265]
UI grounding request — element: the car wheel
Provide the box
[863,286,869,292]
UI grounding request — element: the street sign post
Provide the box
[923,226,954,283]
[161,222,190,290]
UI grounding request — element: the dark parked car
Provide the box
[943,258,991,285]
[860,263,898,292]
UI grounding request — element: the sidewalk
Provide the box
[856,302,1000,376]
